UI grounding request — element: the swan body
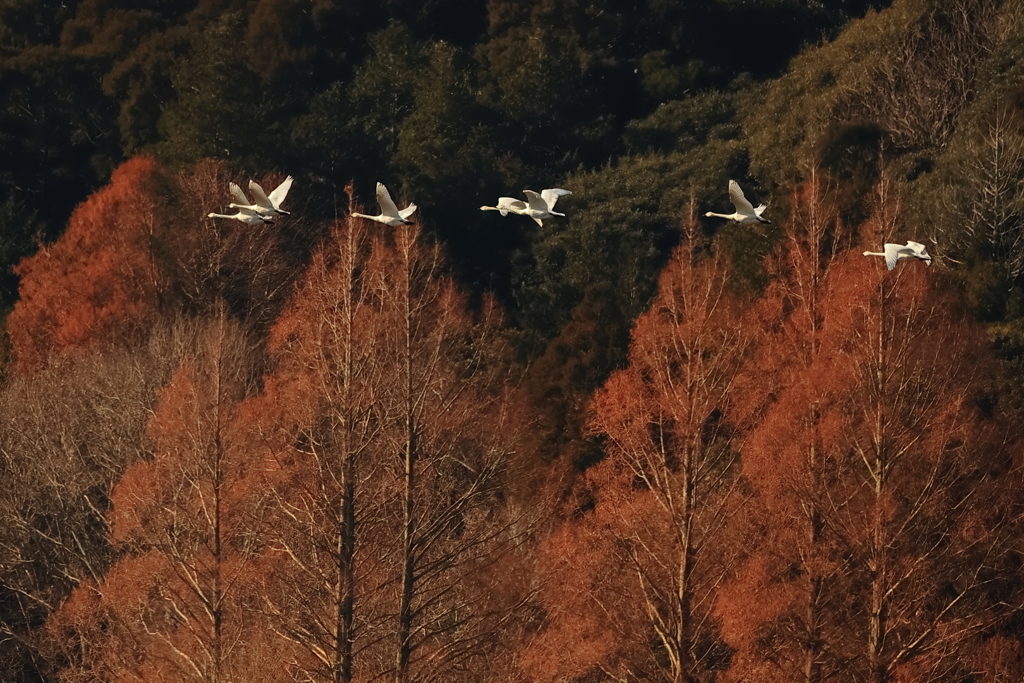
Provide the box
[351,182,417,226]
[207,206,273,225]
[248,176,293,215]
[480,196,529,216]
[863,241,932,270]
[519,188,573,226]
[705,180,770,224]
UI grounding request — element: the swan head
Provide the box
[704,211,714,217]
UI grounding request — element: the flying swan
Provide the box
[705,180,771,225]
[521,189,572,226]
[862,241,932,270]
[226,182,262,214]
[228,178,292,216]
[480,196,529,216]
[207,206,273,225]
[248,176,293,216]
[351,182,417,226]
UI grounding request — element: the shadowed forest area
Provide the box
[3,1,1024,682]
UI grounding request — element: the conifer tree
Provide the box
[248,193,529,683]
[527,208,750,683]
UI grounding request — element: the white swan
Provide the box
[705,180,771,224]
[248,176,293,216]
[226,182,263,214]
[480,196,529,216]
[521,189,572,226]
[207,206,273,225]
[862,241,932,270]
[351,182,417,226]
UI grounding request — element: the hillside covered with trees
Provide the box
[2,0,1024,682]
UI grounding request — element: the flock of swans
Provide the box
[207,176,294,225]
[207,177,932,270]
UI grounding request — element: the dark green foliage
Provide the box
[0,0,81,49]
[0,0,896,321]
[153,13,278,168]
[521,282,629,469]
[816,122,889,228]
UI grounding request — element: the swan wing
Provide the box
[268,175,293,208]
[248,180,273,210]
[376,182,402,218]
[540,188,571,211]
[399,203,418,220]
[905,240,930,257]
[883,243,908,271]
[728,180,757,216]
[523,190,547,212]
[229,182,251,206]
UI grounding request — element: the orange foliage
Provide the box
[9,156,163,370]
[533,221,752,682]
[722,177,1017,683]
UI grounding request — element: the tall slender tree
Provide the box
[722,170,1022,683]
[248,194,530,683]
[527,207,750,683]
[42,312,269,683]
[716,168,849,683]
[249,199,383,683]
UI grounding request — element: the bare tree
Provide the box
[39,311,268,683]
[0,325,197,680]
[810,176,1021,683]
[254,204,530,683]
[577,205,751,683]
[940,98,1024,277]
[841,0,1000,150]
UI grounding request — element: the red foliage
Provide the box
[721,184,1019,683]
[9,156,162,370]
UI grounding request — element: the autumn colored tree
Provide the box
[525,208,750,683]
[247,197,531,683]
[42,311,271,683]
[7,155,297,372]
[380,220,527,683]
[822,210,1018,683]
[0,338,183,682]
[7,156,165,370]
[722,171,1022,683]
[715,168,848,683]
[243,200,382,683]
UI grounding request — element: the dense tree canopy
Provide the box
[3,2,1024,683]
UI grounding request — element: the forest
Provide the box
[2,0,1024,682]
